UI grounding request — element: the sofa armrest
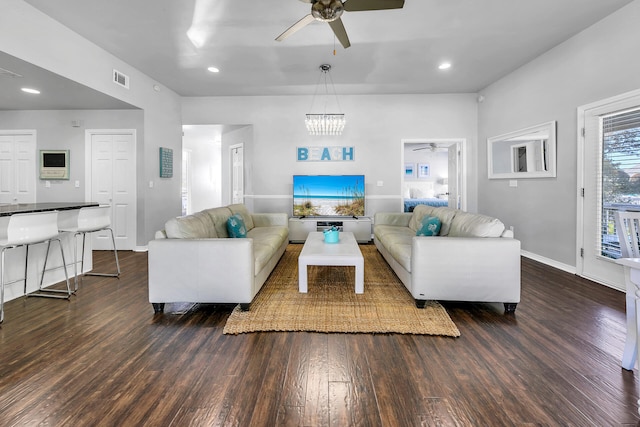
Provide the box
[374,212,412,227]
[148,238,255,303]
[251,213,288,227]
[411,236,521,302]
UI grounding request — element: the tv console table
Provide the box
[288,216,372,243]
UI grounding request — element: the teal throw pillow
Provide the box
[227,214,247,238]
[416,216,441,236]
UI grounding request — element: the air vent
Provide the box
[0,67,23,78]
[113,69,129,89]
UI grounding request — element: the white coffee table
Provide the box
[298,231,364,294]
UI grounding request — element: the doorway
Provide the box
[577,89,640,291]
[576,91,640,291]
[230,144,244,205]
[401,139,466,212]
[181,125,222,214]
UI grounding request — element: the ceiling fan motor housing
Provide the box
[311,0,344,22]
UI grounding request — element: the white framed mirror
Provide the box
[487,121,557,179]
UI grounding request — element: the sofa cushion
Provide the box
[247,226,289,248]
[228,203,255,231]
[247,226,289,274]
[416,216,441,236]
[164,211,217,239]
[374,224,415,243]
[448,211,505,238]
[389,242,413,272]
[429,207,458,236]
[408,205,435,232]
[203,207,233,238]
[227,214,247,238]
[374,226,413,272]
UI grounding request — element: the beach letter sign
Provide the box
[297,146,355,162]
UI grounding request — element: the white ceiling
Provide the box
[2,0,635,109]
[0,51,135,110]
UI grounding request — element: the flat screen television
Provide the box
[293,175,365,217]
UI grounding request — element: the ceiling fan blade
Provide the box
[328,18,350,48]
[275,14,315,41]
[343,0,405,12]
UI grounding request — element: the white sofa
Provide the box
[374,205,521,312]
[148,204,288,312]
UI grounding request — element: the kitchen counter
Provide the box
[0,202,100,303]
[0,202,99,217]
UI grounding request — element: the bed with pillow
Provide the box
[404,198,448,211]
[403,182,448,211]
[148,203,288,312]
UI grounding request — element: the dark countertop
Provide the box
[0,202,99,217]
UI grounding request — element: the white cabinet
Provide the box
[288,217,372,243]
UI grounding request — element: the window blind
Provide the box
[600,107,640,258]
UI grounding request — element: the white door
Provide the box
[577,89,640,291]
[0,131,36,204]
[230,144,243,204]
[87,130,136,250]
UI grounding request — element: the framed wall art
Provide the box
[418,163,430,178]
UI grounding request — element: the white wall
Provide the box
[0,109,144,202]
[182,94,478,216]
[478,0,640,268]
[0,0,183,245]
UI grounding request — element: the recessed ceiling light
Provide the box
[207,66,220,73]
[21,87,40,94]
[438,62,452,70]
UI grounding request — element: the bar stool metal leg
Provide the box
[27,238,72,299]
[1,248,7,323]
[72,227,120,291]
[82,227,120,278]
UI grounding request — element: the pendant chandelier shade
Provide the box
[306,64,346,136]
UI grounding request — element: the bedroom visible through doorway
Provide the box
[401,139,466,213]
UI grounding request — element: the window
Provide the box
[600,107,640,258]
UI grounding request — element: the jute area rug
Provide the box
[223,244,460,337]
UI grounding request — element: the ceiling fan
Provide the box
[275,0,405,49]
[413,143,448,152]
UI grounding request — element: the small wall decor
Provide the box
[159,147,173,178]
[418,163,430,178]
[404,163,415,178]
[40,149,70,180]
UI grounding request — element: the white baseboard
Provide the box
[134,246,148,252]
[520,250,576,275]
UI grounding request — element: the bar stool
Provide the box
[0,210,72,323]
[59,205,120,291]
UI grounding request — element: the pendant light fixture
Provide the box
[305,64,346,136]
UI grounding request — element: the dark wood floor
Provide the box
[0,247,638,426]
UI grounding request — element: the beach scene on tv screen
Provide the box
[293,175,364,217]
